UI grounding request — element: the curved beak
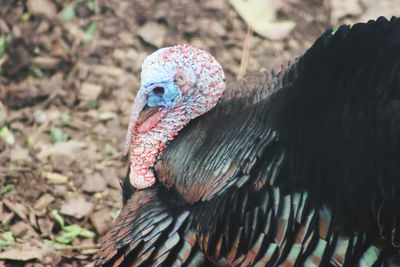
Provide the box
[123,90,163,157]
[123,91,147,157]
[136,105,161,126]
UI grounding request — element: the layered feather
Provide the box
[94,16,400,266]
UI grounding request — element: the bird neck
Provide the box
[129,105,188,189]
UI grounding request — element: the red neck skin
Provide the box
[128,105,187,189]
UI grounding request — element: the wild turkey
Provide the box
[94,16,400,266]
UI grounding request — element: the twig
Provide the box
[30,119,50,143]
[238,26,253,79]
[53,243,100,250]
[83,197,100,225]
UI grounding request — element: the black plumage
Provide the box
[95,16,400,266]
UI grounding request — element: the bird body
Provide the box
[95,16,400,266]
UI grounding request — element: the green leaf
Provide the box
[89,100,99,109]
[26,137,35,148]
[53,220,95,244]
[30,67,44,79]
[0,240,12,247]
[63,224,82,234]
[86,0,96,12]
[61,4,76,21]
[43,239,64,249]
[51,210,65,229]
[56,224,95,244]
[1,184,14,196]
[0,34,12,64]
[104,143,116,158]
[8,163,16,169]
[85,20,98,39]
[61,112,71,122]
[0,231,14,247]
[63,224,95,238]
[0,36,6,59]
[0,126,15,145]
[21,12,31,21]
[55,231,78,244]
[50,127,68,143]
[78,228,95,238]
[110,208,120,221]
[2,231,15,243]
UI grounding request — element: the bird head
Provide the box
[124,45,225,189]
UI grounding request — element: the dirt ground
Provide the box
[0,0,399,266]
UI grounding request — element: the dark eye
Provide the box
[153,87,164,95]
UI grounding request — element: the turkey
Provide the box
[94,16,400,266]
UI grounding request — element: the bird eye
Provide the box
[153,87,164,95]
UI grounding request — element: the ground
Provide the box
[0,0,399,266]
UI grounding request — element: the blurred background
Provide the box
[0,0,399,266]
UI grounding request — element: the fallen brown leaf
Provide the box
[43,172,69,184]
[138,21,167,48]
[0,245,44,261]
[60,196,94,219]
[79,82,103,101]
[34,193,55,210]
[82,172,107,193]
[3,199,28,221]
[90,209,112,236]
[26,0,58,18]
